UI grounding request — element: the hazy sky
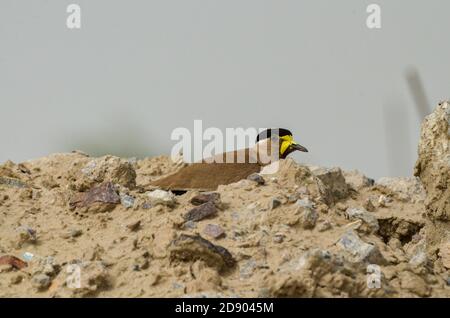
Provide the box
[1,0,449,179]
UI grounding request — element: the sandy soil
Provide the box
[0,103,449,298]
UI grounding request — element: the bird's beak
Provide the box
[291,142,308,152]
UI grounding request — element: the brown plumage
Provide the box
[150,148,261,191]
[150,129,308,192]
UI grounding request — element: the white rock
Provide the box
[147,189,176,207]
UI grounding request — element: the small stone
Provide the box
[170,234,236,271]
[345,207,379,232]
[22,252,34,262]
[0,255,27,269]
[377,195,392,207]
[269,198,282,210]
[376,177,426,203]
[295,198,314,209]
[447,277,450,286]
[120,193,135,208]
[183,220,197,230]
[127,220,141,232]
[17,226,37,247]
[343,170,374,190]
[363,198,376,212]
[70,229,83,238]
[240,259,257,279]
[203,224,225,239]
[247,173,265,185]
[32,273,51,291]
[0,177,28,188]
[337,230,384,264]
[273,233,285,243]
[61,229,83,239]
[147,189,176,207]
[141,202,152,209]
[299,207,318,229]
[287,193,300,203]
[311,167,349,205]
[184,201,217,222]
[190,192,220,206]
[318,220,332,232]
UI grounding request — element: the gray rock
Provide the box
[408,239,428,267]
[376,177,426,203]
[337,230,384,264]
[61,229,83,239]
[311,167,349,205]
[0,177,28,188]
[269,198,282,210]
[126,220,141,232]
[120,193,135,208]
[318,220,332,232]
[247,173,265,185]
[345,207,379,232]
[343,170,374,191]
[184,201,217,222]
[299,207,318,229]
[183,220,197,230]
[203,224,225,239]
[32,273,51,290]
[295,198,314,209]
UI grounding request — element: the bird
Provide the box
[150,128,308,192]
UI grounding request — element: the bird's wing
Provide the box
[150,162,261,192]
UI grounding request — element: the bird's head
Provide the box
[256,128,308,160]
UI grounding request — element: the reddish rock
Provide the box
[203,224,225,239]
[190,192,220,206]
[184,201,217,222]
[70,182,120,212]
[0,255,27,269]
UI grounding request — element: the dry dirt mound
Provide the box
[0,103,449,298]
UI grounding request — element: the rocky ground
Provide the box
[0,102,449,298]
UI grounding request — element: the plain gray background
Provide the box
[1,0,449,179]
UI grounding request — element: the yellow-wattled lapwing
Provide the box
[150,128,308,191]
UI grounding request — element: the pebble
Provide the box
[363,198,376,212]
[273,233,285,243]
[127,220,141,232]
[295,198,314,209]
[345,207,379,232]
[299,207,318,229]
[120,193,135,208]
[147,189,176,207]
[32,273,51,290]
[190,192,220,206]
[247,173,265,185]
[183,220,197,230]
[203,224,225,239]
[69,182,120,211]
[269,198,282,210]
[184,201,217,222]
[337,230,384,264]
[318,220,332,232]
